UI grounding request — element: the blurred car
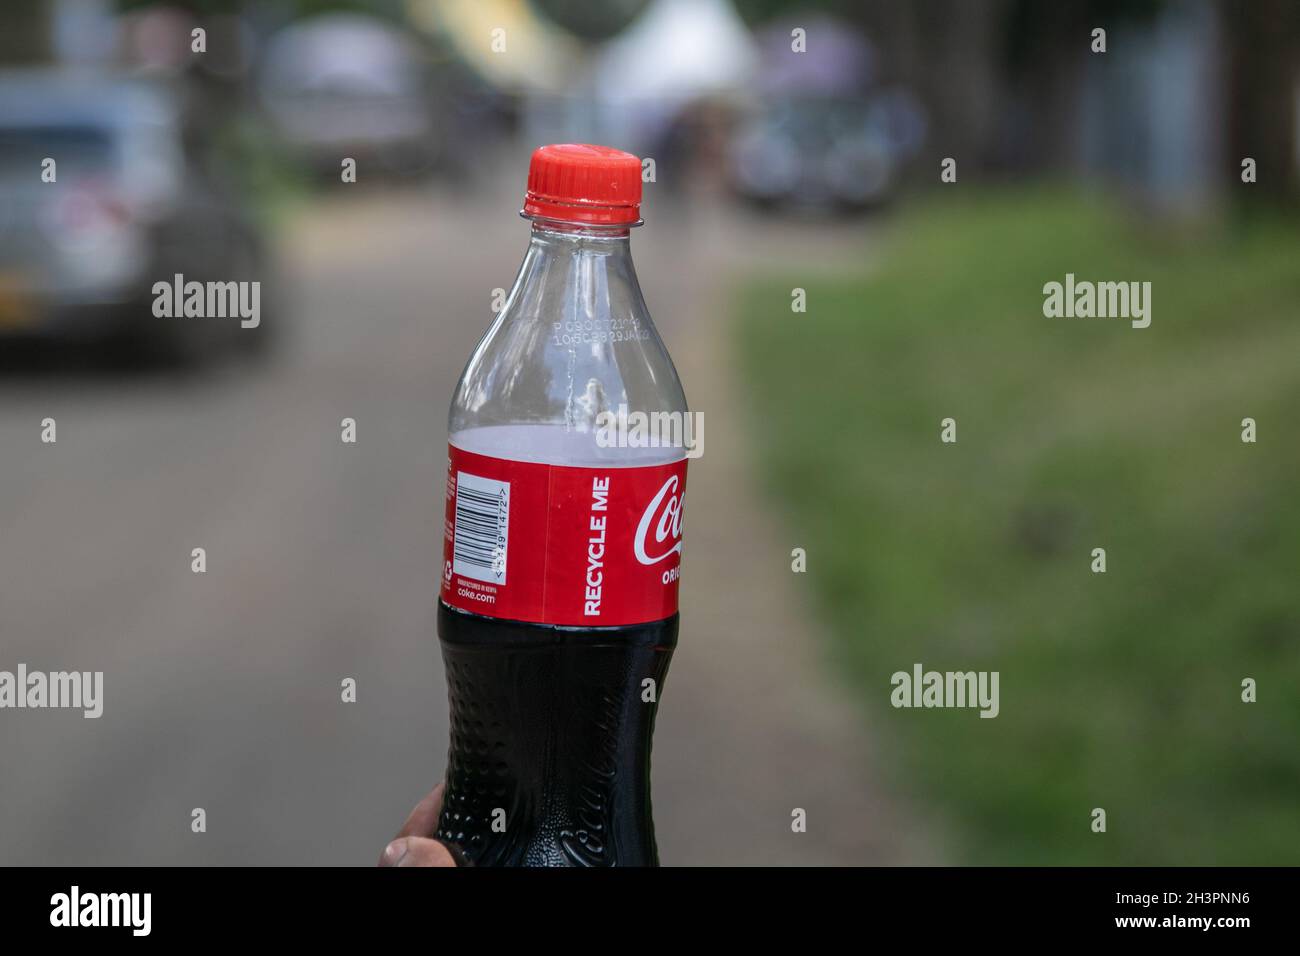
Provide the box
[0,69,273,363]
[257,13,440,179]
[727,95,900,212]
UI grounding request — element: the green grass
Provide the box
[737,189,1300,864]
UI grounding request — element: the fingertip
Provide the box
[379,838,409,867]
[396,837,457,867]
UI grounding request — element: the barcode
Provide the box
[452,471,509,584]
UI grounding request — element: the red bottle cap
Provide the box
[523,143,642,225]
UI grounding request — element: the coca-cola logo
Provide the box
[634,475,684,566]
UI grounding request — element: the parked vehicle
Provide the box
[727,95,898,212]
[257,14,440,179]
[0,69,273,364]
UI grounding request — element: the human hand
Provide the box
[378,782,459,867]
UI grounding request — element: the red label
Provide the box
[440,444,686,627]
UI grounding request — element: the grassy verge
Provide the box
[737,190,1300,864]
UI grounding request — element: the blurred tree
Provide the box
[735,0,1298,211]
[1220,0,1300,209]
[1002,0,1163,173]
[530,0,653,42]
[115,0,410,21]
[735,0,1167,174]
[0,0,53,63]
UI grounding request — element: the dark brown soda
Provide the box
[435,601,677,866]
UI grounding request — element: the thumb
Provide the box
[379,836,458,867]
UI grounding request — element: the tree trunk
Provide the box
[1221,0,1300,208]
[0,0,53,65]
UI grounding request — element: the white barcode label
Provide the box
[452,471,509,584]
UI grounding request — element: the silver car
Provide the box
[0,69,272,363]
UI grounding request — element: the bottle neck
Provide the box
[517,216,640,296]
[500,214,650,375]
[525,214,636,244]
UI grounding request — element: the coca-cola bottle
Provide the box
[436,144,688,866]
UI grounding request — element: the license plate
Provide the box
[0,271,34,328]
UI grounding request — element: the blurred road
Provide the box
[0,175,930,864]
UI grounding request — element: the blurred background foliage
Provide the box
[740,191,1300,863]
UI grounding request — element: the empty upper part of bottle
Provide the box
[449,144,687,467]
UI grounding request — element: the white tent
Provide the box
[585,0,758,152]
[594,0,757,103]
